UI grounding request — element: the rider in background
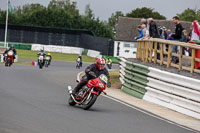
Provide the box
[37,49,46,62]
[76,55,82,67]
[3,45,17,62]
[106,57,112,64]
[37,49,46,56]
[73,58,111,95]
[46,53,52,65]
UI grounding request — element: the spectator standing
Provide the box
[141,24,148,39]
[179,30,188,55]
[190,20,200,41]
[189,21,200,69]
[148,18,160,59]
[170,16,184,63]
[148,18,160,38]
[134,25,143,40]
[140,18,147,26]
[159,26,167,39]
[166,29,174,52]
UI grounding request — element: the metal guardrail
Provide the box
[119,58,200,119]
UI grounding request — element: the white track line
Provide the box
[103,95,199,133]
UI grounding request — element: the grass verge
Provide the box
[109,70,121,89]
[17,49,96,62]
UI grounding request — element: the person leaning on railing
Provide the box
[134,25,143,40]
[147,18,160,60]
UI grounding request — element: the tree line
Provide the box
[0,0,199,39]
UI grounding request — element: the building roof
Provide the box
[115,16,191,42]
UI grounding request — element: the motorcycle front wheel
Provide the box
[39,62,43,69]
[68,96,76,106]
[82,93,98,110]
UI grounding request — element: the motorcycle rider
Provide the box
[37,49,46,57]
[106,57,112,69]
[37,49,46,62]
[73,58,111,95]
[3,45,17,62]
[46,52,52,65]
[106,57,112,64]
[76,55,82,68]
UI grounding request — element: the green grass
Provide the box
[109,70,120,85]
[17,49,96,62]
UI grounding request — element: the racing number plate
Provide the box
[101,75,108,83]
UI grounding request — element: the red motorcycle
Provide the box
[68,74,108,110]
[5,50,14,67]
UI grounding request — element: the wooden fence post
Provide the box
[154,42,157,63]
[145,41,149,62]
[191,48,195,73]
[136,41,140,59]
[149,41,153,62]
[179,46,183,70]
[167,44,172,68]
[160,43,164,65]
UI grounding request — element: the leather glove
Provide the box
[107,82,111,88]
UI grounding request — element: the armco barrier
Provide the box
[119,57,200,119]
[31,44,83,55]
[0,42,31,50]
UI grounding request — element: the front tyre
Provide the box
[68,96,76,106]
[82,93,98,110]
[39,62,43,69]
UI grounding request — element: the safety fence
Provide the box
[137,38,200,73]
[119,58,200,119]
[0,42,31,50]
[0,24,114,56]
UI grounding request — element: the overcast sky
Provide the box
[0,0,199,21]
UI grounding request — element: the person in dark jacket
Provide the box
[73,58,111,95]
[3,45,17,62]
[148,18,160,59]
[170,16,184,63]
[148,18,160,38]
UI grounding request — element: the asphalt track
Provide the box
[0,62,198,133]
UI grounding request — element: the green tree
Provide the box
[177,8,200,22]
[84,4,94,19]
[126,7,166,20]
[48,0,79,15]
[0,0,114,38]
[108,11,124,32]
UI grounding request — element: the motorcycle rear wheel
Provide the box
[82,93,98,110]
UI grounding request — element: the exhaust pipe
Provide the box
[68,86,73,94]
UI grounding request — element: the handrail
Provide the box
[136,38,200,73]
